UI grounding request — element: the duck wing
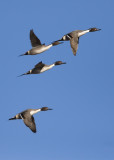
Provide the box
[34,61,45,69]
[21,113,36,133]
[70,36,79,56]
[30,29,42,47]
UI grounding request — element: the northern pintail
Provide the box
[19,61,66,76]
[9,107,52,133]
[54,28,101,56]
[20,29,62,56]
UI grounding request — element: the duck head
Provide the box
[54,61,66,65]
[89,28,101,32]
[41,107,53,111]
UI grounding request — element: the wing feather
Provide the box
[35,61,45,69]
[30,30,42,47]
[21,112,36,133]
[70,36,79,56]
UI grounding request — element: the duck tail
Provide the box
[19,51,29,57]
[17,71,31,77]
[52,41,63,46]
[9,116,16,120]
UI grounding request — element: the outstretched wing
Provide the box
[34,61,45,69]
[30,29,42,47]
[21,113,36,133]
[70,36,79,56]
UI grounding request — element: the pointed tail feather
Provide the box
[52,41,63,46]
[17,73,26,77]
[9,117,16,120]
[19,51,28,57]
[17,71,30,77]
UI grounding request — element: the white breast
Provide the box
[40,64,55,73]
[78,30,89,37]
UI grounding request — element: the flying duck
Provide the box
[9,107,52,133]
[19,61,66,76]
[54,27,101,56]
[20,29,62,56]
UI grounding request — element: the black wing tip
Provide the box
[30,29,34,32]
[31,129,37,133]
[72,51,76,56]
[30,29,34,36]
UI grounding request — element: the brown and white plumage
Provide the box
[30,29,42,47]
[19,61,66,76]
[9,107,52,133]
[54,27,101,56]
[69,33,79,55]
[20,110,37,133]
[19,29,62,56]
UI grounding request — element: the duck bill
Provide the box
[48,108,53,110]
[61,62,66,64]
[96,28,101,31]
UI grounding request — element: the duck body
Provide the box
[9,107,52,133]
[28,44,53,55]
[54,27,101,56]
[19,61,66,76]
[61,29,90,41]
[20,30,62,56]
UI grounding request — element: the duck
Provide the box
[9,107,52,133]
[54,27,101,56]
[19,61,66,76]
[20,29,63,56]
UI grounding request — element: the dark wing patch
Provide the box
[34,61,45,69]
[30,30,42,47]
[23,115,36,133]
[67,33,73,39]
[70,36,79,56]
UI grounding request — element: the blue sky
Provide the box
[0,0,114,159]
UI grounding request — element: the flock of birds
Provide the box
[9,27,101,133]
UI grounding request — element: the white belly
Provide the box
[31,44,52,54]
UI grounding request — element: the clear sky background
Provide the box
[0,0,114,160]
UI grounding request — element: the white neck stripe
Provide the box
[30,109,41,115]
[78,30,89,37]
